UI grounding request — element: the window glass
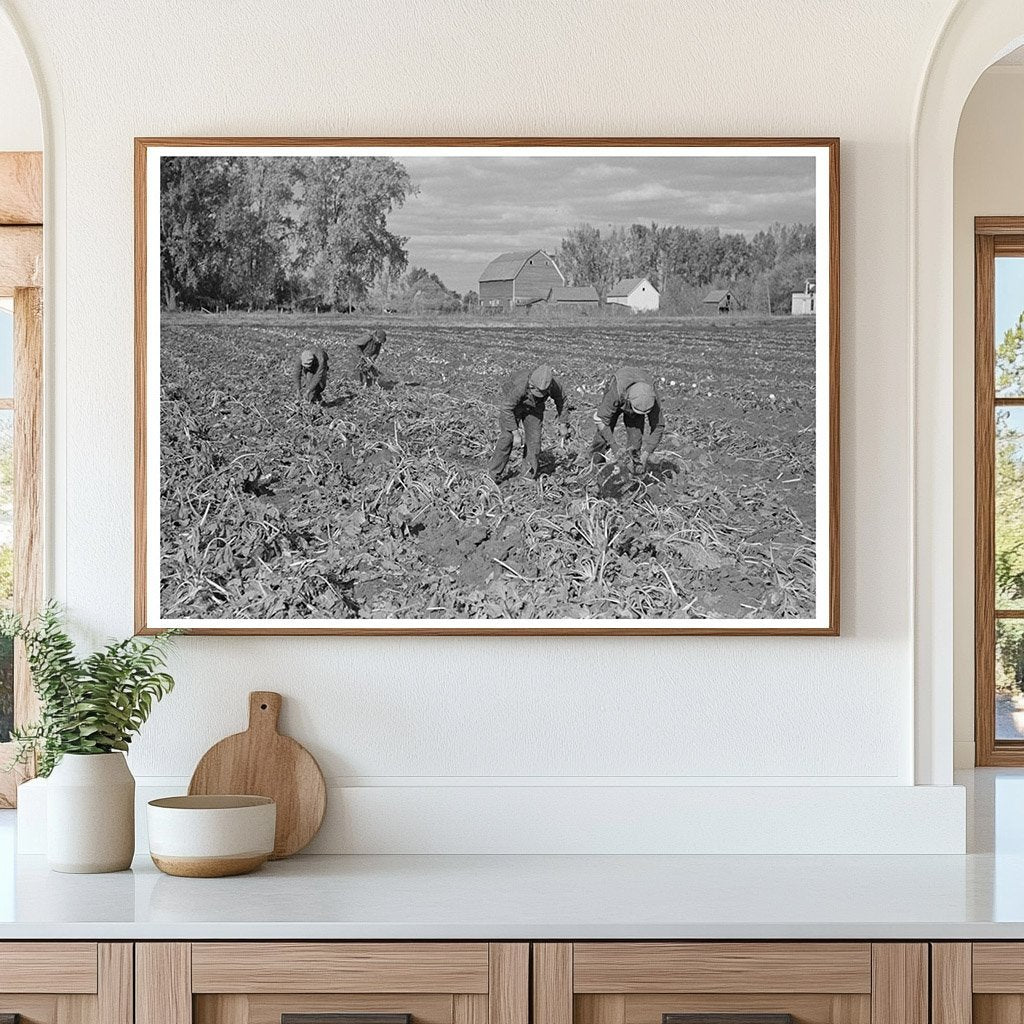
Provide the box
[997,407,1024,610]
[0,307,12,398]
[996,257,1024,396]
[997,620,1024,740]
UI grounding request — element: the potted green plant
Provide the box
[2,604,177,873]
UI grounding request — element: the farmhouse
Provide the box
[607,276,660,312]
[548,285,599,307]
[703,288,734,313]
[478,249,565,310]
[792,281,816,315]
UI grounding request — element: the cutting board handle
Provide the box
[248,691,282,734]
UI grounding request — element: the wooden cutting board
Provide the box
[188,691,326,859]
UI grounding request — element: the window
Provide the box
[975,219,1024,764]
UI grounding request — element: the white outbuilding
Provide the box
[606,276,660,312]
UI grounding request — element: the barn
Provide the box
[478,249,565,310]
[607,276,660,312]
[548,285,599,307]
[703,289,734,313]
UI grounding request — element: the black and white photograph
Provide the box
[137,140,838,634]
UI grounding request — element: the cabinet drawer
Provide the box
[139,943,528,1024]
[0,942,99,994]
[572,944,872,994]
[534,944,926,1024]
[191,943,490,994]
[0,943,130,1024]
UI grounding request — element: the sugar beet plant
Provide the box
[159,313,817,622]
[1,604,177,776]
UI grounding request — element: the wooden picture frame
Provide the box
[135,137,840,636]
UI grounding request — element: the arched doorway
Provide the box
[914,1,1024,785]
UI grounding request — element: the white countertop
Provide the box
[2,769,1022,941]
[0,849,1023,940]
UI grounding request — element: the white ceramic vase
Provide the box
[46,752,135,873]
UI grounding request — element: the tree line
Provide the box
[557,221,816,315]
[161,155,817,315]
[160,155,413,311]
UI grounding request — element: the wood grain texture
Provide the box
[971,944,1024,992]
[0,152,42,225]
[624,995,869,1024]
[136,943,192,1024]
[453,995,487,1024]
[98,945,133,1024]
[196,994,248,1024]
[0,999,58,1024]
[243,995,450,1024]
[133,135,840,637]
[576,996,626,1024]
[973,995,1024,1024]
[151,853,269,877]
[870,945,927,1024]
[0,943,97,993]
[191,943,489,994]
[931,945,972,1024]
[573,943,872,994]
[188,691,326,858]
[488,944,528,1024]
[0,287,44,805]
[14,286,43,720]
[976,229,998,765]
[533,944,572,1024]
[0,226,42,295]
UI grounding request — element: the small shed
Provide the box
[703,289,734,313]
[607,277,660,312]
[791,281,816,315]
[548,285,599,306]
[478,250,565,310]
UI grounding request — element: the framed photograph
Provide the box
[135,137,839,635]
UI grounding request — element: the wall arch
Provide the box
[913,0,1024,784]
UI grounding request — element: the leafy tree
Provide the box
[160,156,413,311]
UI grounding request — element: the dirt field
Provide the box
[158,312,817,621]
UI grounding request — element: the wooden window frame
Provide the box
[0,151,43,806]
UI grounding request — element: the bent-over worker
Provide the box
[590,366,664,475]
[354,328,386,387]
[488,363,568,481]
[294,346,329,403]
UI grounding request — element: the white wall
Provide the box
[0,10,39,152]
[952,66,1024,767]
[3,0,973,851]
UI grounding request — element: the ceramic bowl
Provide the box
[147,795,276,877]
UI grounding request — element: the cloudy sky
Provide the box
[387,154,817,295]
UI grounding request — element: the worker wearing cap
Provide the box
[591,366,664,474]
[488,364,568,481]
[354,328,386,387]
[293,345,328,403]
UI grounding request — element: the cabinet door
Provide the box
[533,944,927,1024]
[0,943,131,1024]
[939,943,1024,1024]
[137,943,528,1024]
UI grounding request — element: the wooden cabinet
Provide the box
[931,943,1024,1024]
[136,944,528,1024]
[0,943,132,1024]
[532,944,929,1024]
